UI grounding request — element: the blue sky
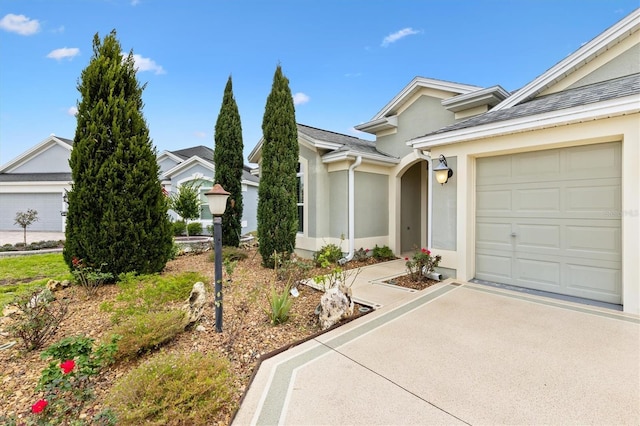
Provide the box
[1,0,638,167]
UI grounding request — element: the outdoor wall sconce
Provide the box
[433,154,453,185]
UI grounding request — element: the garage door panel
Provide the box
[514,187,561,213]
[565,183,620,214]
[565,143,621,179]
[566,264,621,304]
[565,225,621,259]
[476,253,512,282]
[475,142,621,305]
[476,189,511,214]
[516,224,561,250]
[515,257,561,287]
[476,221,512,249]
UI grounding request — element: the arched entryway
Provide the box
[400,161,427,253]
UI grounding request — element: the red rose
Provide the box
[421,248,427,253]
[60,359,75,374]
[32,399,48,413]
[427,250,431,255]
[404,257,409,261]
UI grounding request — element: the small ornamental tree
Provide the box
[63,30,173,276]
[170,181,202,237]
[257,65,299,268]
[14,209,38,246]
[214,76,244,247]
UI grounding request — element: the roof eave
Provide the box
[409,95,640,149]
[354,115,398,134]
[321,150,400,166]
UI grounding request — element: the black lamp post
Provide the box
[204,183,230,333]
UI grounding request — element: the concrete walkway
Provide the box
[232,262,640,425]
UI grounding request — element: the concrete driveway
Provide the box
[233,279,640,425]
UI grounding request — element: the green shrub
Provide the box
[267,284,293,325]
[313,243,343,267]
[70,257,114,297]
[107,352,236,425]
[187,222,203,236]
[353,247,369,262]
[209,246,249,263]
[372,244,395,261]
[172,220,187,236]
[110,310,188,361]
[6,289,68,351]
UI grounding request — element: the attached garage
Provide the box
[475,142,622,304]
[0,192,66,232]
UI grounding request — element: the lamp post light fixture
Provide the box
[204,183,230,333]
[433,154,453,185]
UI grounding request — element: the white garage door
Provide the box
[475,142,621,304]
[0,193,65,232]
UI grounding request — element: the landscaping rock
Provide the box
[318,280,354,330]
[181,282,207,325]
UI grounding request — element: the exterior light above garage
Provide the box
[433,154,453,185]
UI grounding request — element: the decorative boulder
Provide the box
[181,282,207,325]
[318,280,354,330]
[46,279,62,292]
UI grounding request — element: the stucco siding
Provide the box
[12,144,70,174]
[355,172,389,238]
[242,185,258,233]
[376,96,456,158]
[431,156,457,250]
[329,171,348,239]
[158,157,179,176]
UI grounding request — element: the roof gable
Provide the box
[494,8,640,111]
[0,135,72,173]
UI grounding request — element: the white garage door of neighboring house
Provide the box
[475,142,622,304]
[0,193,65,232]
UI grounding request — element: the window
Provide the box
[297,162,304,233]
[199,185,212,220]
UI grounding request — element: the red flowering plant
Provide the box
[405,247,442,282]
[27,335,120,424]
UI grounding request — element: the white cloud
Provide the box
[194,131,206,138]
[381,27,420,47]
[293,92,310,105]
[344,72,362,78]
[67,106,78,116]
[0,13,40,35]
[47,47,80,61]
[130,53,166,74]
[131,0,141,5]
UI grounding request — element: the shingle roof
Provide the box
[297,123,390,157]
[0,173,72,182]
[168,146,259,183]
[421,73,640,138]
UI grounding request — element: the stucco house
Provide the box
[0,138,259,235]
[249,9,639,314]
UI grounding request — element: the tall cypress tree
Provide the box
[63,30,173,276]
[214,76,244,247]
[257,65,299,267]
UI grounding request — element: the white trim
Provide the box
[367,77,482,122]
[322,150,400,166]
[493,9,640,111]
[410,95,640,148]
[162,156,213,179]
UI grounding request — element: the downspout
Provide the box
[339,155,362,265]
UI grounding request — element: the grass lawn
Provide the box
[0,253,72,307]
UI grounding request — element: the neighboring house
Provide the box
[0,135,73,232]
[157,145,259,234]
[249,9,639,314]
[0,140,259,236]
